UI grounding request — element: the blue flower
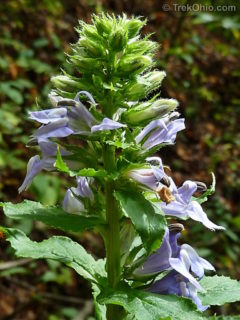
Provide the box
[18,140,73,193]
[62,176,94,214]
[30,91,126,140]
[135,225,214,287]
[128,157,167,190]
[135,225,214,311]
[149,270,209,311]
[160,178,225,230]
[135,112,185,150]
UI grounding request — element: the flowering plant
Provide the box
[1,14,240,320]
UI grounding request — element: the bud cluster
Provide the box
[51,14,172,120]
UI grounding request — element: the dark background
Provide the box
[0,0,240,319]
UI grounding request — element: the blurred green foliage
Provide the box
[0,0,239,318]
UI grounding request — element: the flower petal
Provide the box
[18,156,54,193]
[142,118,185,150]
[91,118,126,133]
[161,201,187,218]
[128,168,157,190]
[62,189,85,214]
[188,283,209,311]
[135,229,172,275]
[135,119,165,144]
[75,91,97,106]
[169,255,203,291]
[148,270,180,295]
[75,177,94,201]
[181,244,215,278]
[33,118,73,139]
[29,108,67,124]
[188,201,225,231]
[177,181,197,204]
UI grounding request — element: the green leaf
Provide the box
[55,147,70,173]
[199,275,240,306]
[98,285,205,320]
[3,228,106,284]
[3,200,104,233]
[77,168,107,178]
[114,190,167,254]
[92,283,107,320]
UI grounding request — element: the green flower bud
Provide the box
[124,82,148,100]
[146,70,166,84]
[125,18,146,38]
[124,71,166,101]
[122,98,179,125]
[109,28,128,52]
[51,75,84,92]
[126,40,158,55]
[94,14,112,36]
[81,25,103,43]
[144,71,166,95]
[70,56,101,73]
[118,55,153,75]
[77,37,104,57]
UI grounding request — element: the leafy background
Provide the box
[0,0,239,319]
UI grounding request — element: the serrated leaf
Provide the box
[3,200,104,232]
[98,285,205,320]
[114,190,167,254]
[199,275,240,306]
[3,228,106,284]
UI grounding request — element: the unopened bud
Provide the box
[82,25,103,43]
[70,56,101,73]
[51,75,83,92]
[126,40,158,55]
[122,98,178,125]
[118,55,152,74]
[126,19,146,38]
[124,71,166,101]
[77,38,104,56]
[109,28,128,51]
[94,15,112,35]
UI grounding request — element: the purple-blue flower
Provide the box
[160,179,225,231]
[127,157,167,190]
[30,91,126,140]
[62,176,93,214]
[149,270,208,311]
[135,225,214,291]
[135,224,214,311]
[135,112,185,150]
[18,140,71,193]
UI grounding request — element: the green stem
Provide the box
[103,144,122,320]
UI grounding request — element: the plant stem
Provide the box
[103,144,122,320]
